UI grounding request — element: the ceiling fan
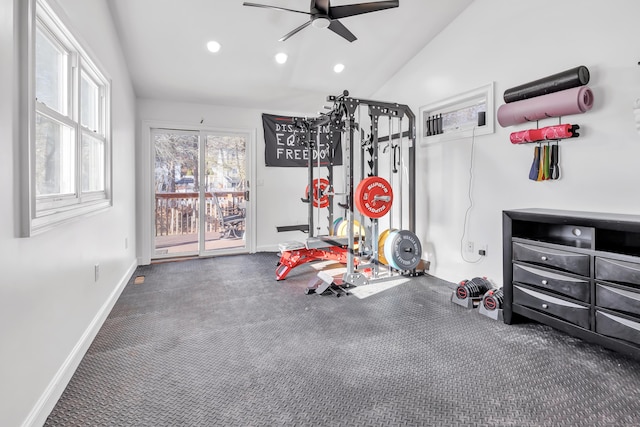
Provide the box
[242,0,399,42]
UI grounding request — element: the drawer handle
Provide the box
[541,304,549,309]
[541,280,548,285]
[541,256,548,261]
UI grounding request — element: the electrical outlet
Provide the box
[94,264,100,282]
[466,241,474,253]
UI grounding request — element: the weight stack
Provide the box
[451,277,492,309]
[478,287,504,321]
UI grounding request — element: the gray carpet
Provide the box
[45,253,640,426]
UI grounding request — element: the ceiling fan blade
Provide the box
[329,1,399,19]
[242,2,310,15]
[279,20,313,42]
[327,20,357,42]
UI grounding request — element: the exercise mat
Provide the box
[510,124,579,144]
[504,65,590,103]
[497,86,593,127]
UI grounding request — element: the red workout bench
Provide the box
[275,237,354,281]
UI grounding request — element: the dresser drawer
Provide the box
[513,285,590,329]
[595,311,640,346]
[513,263,590,302]
[512,242,590,276]
[596,283,640,317]
[595,257,640,287]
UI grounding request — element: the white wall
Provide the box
[0,0,137,425]
[374,0,640,285]
[136,99,325,260]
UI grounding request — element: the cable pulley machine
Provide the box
[275,90,424,292]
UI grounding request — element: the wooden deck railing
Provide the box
[155,191,245,237]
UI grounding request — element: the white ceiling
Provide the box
[108,0,473,113]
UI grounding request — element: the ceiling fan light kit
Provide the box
[312,16,331,29]
[243,0,399,42]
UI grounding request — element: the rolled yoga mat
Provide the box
[497,86,594,127]
[504,66,590,103]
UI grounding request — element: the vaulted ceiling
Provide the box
[108,0,473,113]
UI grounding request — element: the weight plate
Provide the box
[337,219,365,237]
[337,219,365,250]
[383,230,399,269]
[305,178,330,208]
[332,217,343,236]
[354,176,393,219]
[383,230,422,270]
[378,228,396,265]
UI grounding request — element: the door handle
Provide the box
[244,190,250,202]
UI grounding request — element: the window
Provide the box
[22,0,112,235]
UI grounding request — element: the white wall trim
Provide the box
[139,121,153,265]
[22,259,138,427]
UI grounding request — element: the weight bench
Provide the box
[275,237,352,281]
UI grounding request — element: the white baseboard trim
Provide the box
[22,259,138,427]
[256,244,279,252]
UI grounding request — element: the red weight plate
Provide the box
[305,178,330,208]
[355,176,393,219]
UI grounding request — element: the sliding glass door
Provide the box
[152,128,249,259]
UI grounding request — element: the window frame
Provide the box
[419,82,495,145]
[19,0,112,236]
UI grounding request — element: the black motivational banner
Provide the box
[262,113,342,167]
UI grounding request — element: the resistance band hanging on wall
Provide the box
[497,65,594,181]
[528,140,561,181]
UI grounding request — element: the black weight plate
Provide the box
[384,230,422,270]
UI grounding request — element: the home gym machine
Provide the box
[276,90,424,294]
[275,110,352,281]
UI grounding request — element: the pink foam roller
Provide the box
[497,86,594,127]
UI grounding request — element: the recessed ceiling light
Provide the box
[275,52,288,64]
[206,40,221,53]
[334,63,345,73]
